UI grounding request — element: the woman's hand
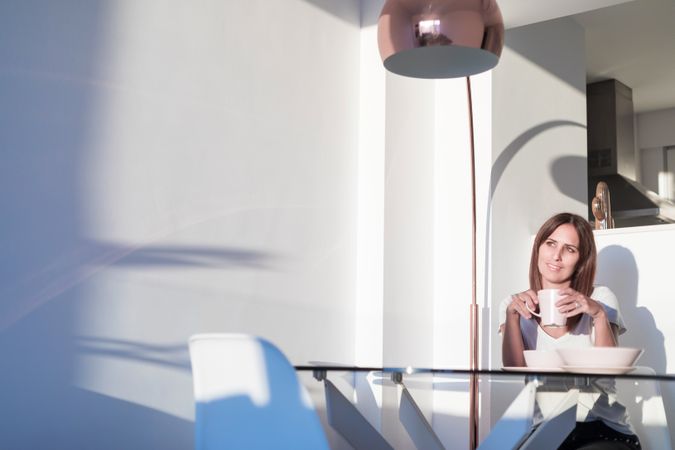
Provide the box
[507,290,538,320]
[557,287,617,346]
[556,287,606,320]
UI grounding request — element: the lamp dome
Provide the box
[378,0,504,79]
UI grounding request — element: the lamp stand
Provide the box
[466,76,479,450]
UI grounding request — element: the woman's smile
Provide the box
[545,263,562,272]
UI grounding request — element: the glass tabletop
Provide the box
[294,366,675,450]
[295,365,675,380]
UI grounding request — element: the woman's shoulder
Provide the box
[591,285,619,306]
[591,285,614,295]
[590,285,626,333]
[499,294,514,306]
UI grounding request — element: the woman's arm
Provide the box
[502,315,526,366]
[501,290,538,366]
[590,310,618,347]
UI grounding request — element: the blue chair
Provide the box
[188,333,329,450]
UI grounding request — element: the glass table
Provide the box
[294,366,675,450]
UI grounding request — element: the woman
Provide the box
[499,212,641,449]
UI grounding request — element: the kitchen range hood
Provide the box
[587,79,674,227]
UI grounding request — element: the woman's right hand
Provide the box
[507,290,538,320]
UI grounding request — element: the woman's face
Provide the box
[537,223,581,288]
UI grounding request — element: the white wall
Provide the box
[0,1,361,448]
[641,147,665,193]
[355,0,385,368]
[382,75,437,369]
[594,225,675,372]
[637,107,675,193]
[637,107,675,150]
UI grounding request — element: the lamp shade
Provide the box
[378,0,504,79]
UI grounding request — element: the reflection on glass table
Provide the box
[294,366,674,450]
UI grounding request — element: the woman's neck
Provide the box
[541,280,571,290]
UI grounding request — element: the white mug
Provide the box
[526,289,566,327]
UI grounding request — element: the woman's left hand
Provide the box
[556,287,606,320]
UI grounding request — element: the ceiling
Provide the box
[573,0,675,113]
[499,0,632,29]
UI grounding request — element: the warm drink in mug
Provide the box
[526,289,567,327]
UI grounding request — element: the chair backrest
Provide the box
[188,333,329,450]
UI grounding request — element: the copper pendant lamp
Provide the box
[377,1,504,449]
[378,0,504,79]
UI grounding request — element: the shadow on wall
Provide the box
[0,238,274,449]
[0,291,195,450]
[484,120,585,367]
[550,155,588,205]
[0,0,119,448]
[0,2,223,448]
[1,241,277,332]
[596,245,666,374]
[299,0,363,25]
[74,336,192,371]
[506,18,586,96]
[489,120,586,202]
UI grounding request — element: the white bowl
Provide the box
[523,350,564,368]
[556,347,644,368]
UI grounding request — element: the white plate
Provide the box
[561,366,636,375]
[502,366,564,373]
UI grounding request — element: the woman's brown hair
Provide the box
[528,212,597,297]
